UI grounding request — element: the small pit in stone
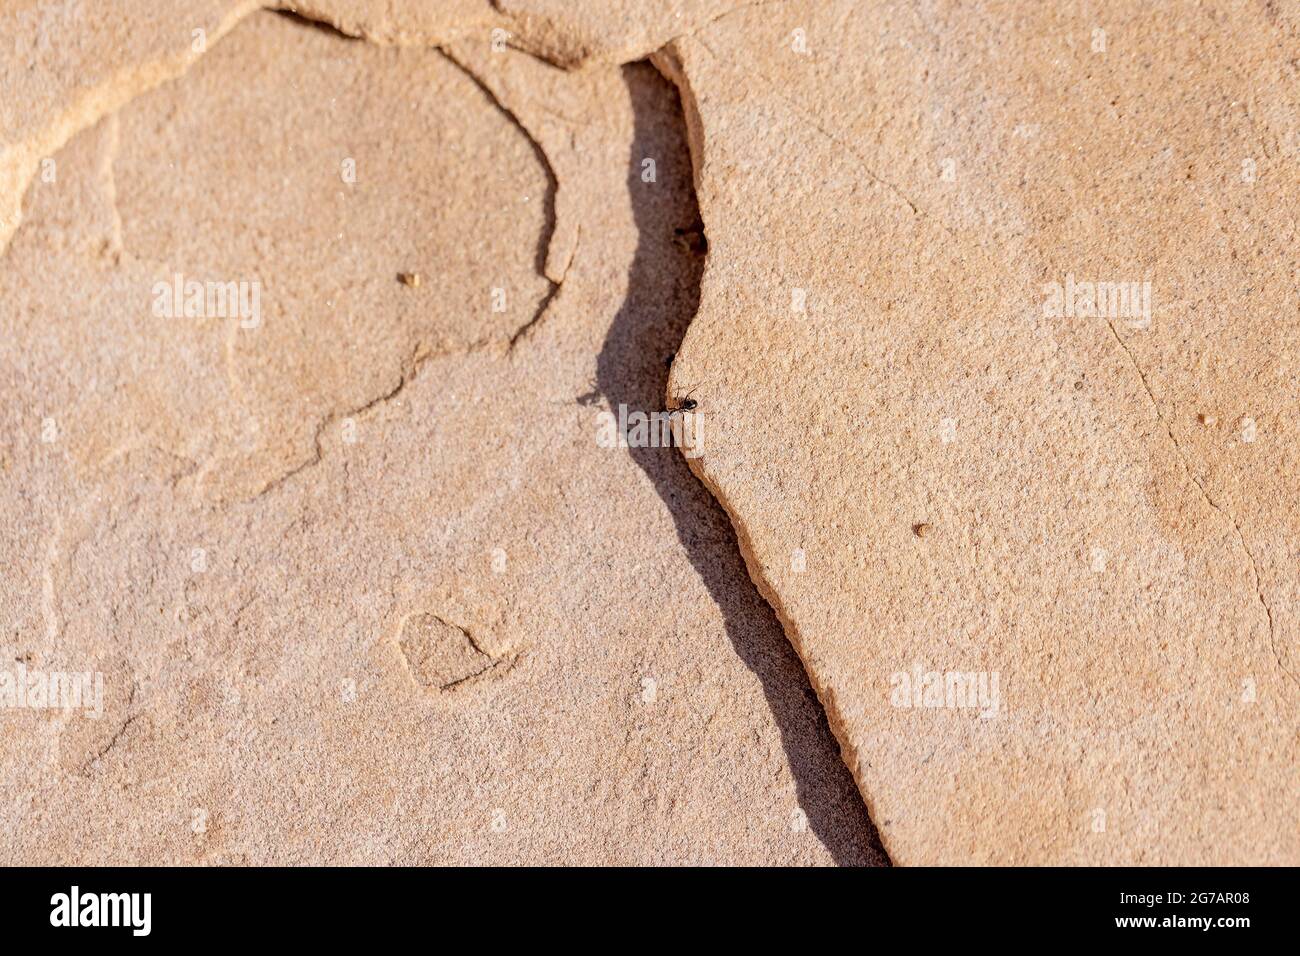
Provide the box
[398,613,501,692]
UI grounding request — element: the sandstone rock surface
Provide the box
[662,0,1299,864]
[1,9,882,865]
[5,0,1294,867]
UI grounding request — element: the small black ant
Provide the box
[667,385,701,413]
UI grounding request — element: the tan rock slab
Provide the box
[661,0,1299,864]
[0,1,754,252]
[1,10,882,864]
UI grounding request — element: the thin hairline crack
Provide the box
[1104,318,1293,688]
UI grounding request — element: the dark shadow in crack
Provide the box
[592,63,889,866]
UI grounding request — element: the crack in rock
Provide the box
[1104,318,1294,687]
[397,612,515,693]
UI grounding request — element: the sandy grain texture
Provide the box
[662,0,1299,864]
[0,9,883,865]
[5,0,1294,867]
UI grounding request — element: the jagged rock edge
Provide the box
[652,40,900,866]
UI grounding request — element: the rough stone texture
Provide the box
[0,9,882,864]
[397,613,512,692]
[0,0,255,253]
[0,1,756,251]
[661,0,1299,864]
[6,0,1293,868]
[8,15,554,503]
